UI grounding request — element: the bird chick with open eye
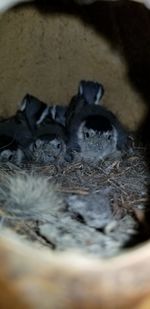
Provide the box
[65,96,130,163]
[77,121,118,163]
[19,94,50,133]
[30,119,67,164]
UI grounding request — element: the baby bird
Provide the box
[0,94,68,165]
[78,80,104,105]
[0,111,34,165]
[30,119,67,164]
[65,95,129,163]
[65,80,104,129]
[20,93,67,128]
[19,94,50,133]
[0,94,48,165]
[77,121,118,163]
[49,105,67,126]
[31,138,64,164]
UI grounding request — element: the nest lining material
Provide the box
[0,145,149,258]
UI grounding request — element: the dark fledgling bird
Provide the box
[30,118,67,164]
[65,80,104,130]
[49,105,67,126]
[78,80,104,105]
[20,93,67,128]
[65,95,129,163]
[0,111,35,164]
[19,94,50,133]
[0,94,68,165]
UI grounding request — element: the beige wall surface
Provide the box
[0,1,149,130]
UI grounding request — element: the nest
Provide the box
[0,143,149,258]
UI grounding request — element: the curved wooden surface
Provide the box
[0,230,150,308]
[0,0,150,14]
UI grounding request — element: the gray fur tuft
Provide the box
[0,173,64,221]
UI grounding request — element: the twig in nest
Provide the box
[57,187,89,195]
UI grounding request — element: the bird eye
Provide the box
[34,142,38,150]
[85,132,90,138]
[9,154,13,160]
[107,133,112,140]
[57,143,61,149]
[34,139,42,149]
